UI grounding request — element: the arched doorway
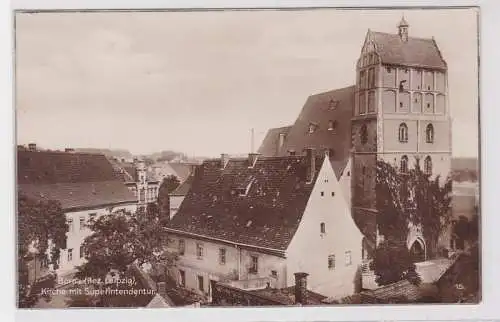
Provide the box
[409,238,426,263]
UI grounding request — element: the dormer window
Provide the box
[308,123,317,134]
[328,120,338,131]
[329,99,339,110]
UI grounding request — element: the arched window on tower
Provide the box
[360,124,368,145]
[424,156,433,175]
[426,123,434,143]
[400,155,409,174]
[399,123,408,143]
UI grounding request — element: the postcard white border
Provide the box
[2,0,498,321]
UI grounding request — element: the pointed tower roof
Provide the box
[398,15,409,27]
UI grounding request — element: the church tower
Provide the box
[351,18,452,259]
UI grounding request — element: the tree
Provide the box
[372,158,451,285]
[17,193,68,307]
[408,158,452,258]
[370,240,418,286]
[74,207,174,306]
[157,175,181,223]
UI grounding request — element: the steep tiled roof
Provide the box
[279,86,355,164]
[370,31,447,70]
[18,181,136,211]
[257,125,292,157]
[17,150,136,211]
[18,151,121,184]
[166,155,325,251]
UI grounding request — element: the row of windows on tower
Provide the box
[308,120,338,134]
[399,155,433,175]
[358,123,435,145]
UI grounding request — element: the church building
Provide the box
[258,17,452,263]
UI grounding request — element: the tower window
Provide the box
[424,156,433,175]
[426,123,434,143]
[398,123,408,143]
[328,255,335,270]
[400,155,409,174]
[360,124,368,145]
[400,102,404,108]
[320,222,326,234]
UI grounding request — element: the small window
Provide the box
[386,67,391,73]
[345,251,352,266]
[196,243,204,259]
[400,102,404,108]
[426,123,434,143]
[347,171,350,176]
[320,222,326,234]
[197,275,204,292]
[250,255,259,274]
[219,248,226,265]
[427,85,431,90]
[360,124,368,145]
[414,98,418,103]
[179,270,186,287]
[320,191,324,197]
[79,246,84,258]
[398,123,408,143]
[427,103,431,109]
[308,123,316,134]
[424,156,433,175]
[271,270,278,278]
[67,219,73,233]
[67,249,73,262]
[328,255,335,270]
[79,217,85,231]
[179,239,185,255]
[400,155,409,174]
[331,192,335,197]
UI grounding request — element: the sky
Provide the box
[15,8,479,158]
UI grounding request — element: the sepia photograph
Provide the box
[14,7,480,309]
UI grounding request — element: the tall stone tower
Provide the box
[351,17,452,259]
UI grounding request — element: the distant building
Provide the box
[150,161,197,185]
[113,160,161,208]
[17,145,137,275]
[258,17,453,263]
[165,151,363,300]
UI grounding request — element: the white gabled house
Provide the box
[164,150,364,300]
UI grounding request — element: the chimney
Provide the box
[28,143,37,152]
[220,153,229,169]
[157,281,166,298]
[248,153,260,168]
[65,148,75,153]
[294,272,309,305]
[303,148,316,183]
[278,133,286,152]
[189,164,197,177]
